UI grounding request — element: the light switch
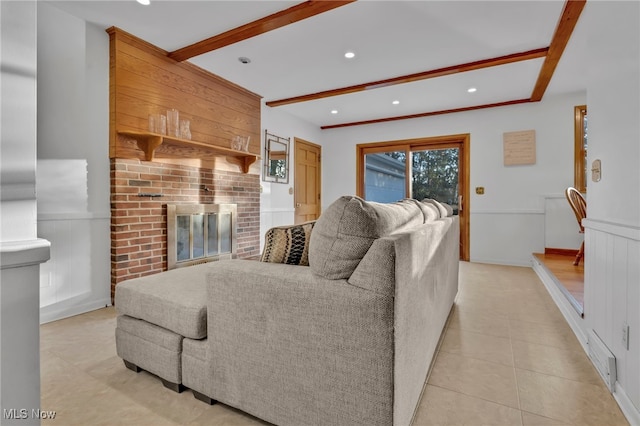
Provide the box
[592,159,602,182]
[475,187,485,195]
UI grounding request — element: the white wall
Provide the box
[544,194,584,251]
[36,2,111,322]
[260,104,323,248]
[583,2,640,422]
[322,91,586,265]
[0,1,49,422]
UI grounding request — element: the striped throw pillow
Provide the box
[260,221,316,266]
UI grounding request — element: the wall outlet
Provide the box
[475,187,485,195]
[622,323,630,350]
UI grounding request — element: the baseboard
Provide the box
[469,257,533,267]
[613,383,640,426]
[544,247,579,256]
[40,299,112,324]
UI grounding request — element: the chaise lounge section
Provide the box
[115,195,459,425]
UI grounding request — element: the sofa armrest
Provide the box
[205,260,394,426]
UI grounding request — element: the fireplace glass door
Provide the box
[168,204,237,269]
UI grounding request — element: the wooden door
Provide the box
[294,138,322,223]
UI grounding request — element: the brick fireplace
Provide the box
[110,158,260,302]
[107,28,263,302]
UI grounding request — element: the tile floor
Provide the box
[40,262,629,425]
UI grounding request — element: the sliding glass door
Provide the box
[357,135,469,260]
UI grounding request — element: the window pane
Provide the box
[176,215,190,261]
[207,213,218,255]
[412,148,459,214]
[364,152,406,202]
[192,214,205,259]
[220,213,232,253]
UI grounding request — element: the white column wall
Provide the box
[36,3,110,322]
[583,2,640,423]
[0,1,50,423]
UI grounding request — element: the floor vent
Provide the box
[587,329,617,391]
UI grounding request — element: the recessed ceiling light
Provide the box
[344,52,355,59]
[331,110,338,114]
[392,100,400,105]
[136,0,150,5]
[238,57,251,64]
[467,87,477,93]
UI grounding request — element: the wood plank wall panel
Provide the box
[108,27,261,168]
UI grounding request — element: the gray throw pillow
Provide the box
[309,196,423,279]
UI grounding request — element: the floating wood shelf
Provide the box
[118,130,258,173]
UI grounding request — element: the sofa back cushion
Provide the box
[309,196,423,279]
[422,198,453,217]
[260,221,315,266]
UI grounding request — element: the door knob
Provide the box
[296,203,301,208]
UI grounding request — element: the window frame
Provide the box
[574,105,587,192]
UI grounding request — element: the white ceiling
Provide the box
[47,0,588,128]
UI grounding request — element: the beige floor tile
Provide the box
[428,352,520,409]
[455,292,513,316]
[41,352,175,426]
[413,385,523,425]
[505,288,556,309]
[511,340,603,385]
[84,355,216,424]
[447,305,510,339]
[186,404,271,426]
[503,301,566,326]
[439,328,514,367]
[508,318,582,352]
[521,411,570,425]
[516,369,629,426]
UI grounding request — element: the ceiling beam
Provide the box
[168,1,356,62]
[320,99,533,130]
[530,0,586,101]
[266,48,548,107]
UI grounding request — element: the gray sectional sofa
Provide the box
[115,195,459,426]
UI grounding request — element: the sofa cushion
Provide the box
[309,196,423,279]
[115,263,211,339]
[422,198,453,217]
[404,199,439,222]
[260,221,315,266]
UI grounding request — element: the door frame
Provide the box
[294,137,322,222]
[356,133,470,261]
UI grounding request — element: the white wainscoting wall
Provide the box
[470,210,545,266]
[259,208,296,252]
[583,219,640,424]
[38,213,111,323]
[544,194,584,251]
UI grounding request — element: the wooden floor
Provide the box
[533,252,584,313]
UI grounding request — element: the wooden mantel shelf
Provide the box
[118,130,258,173]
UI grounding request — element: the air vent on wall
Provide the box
[587,329,617,391]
